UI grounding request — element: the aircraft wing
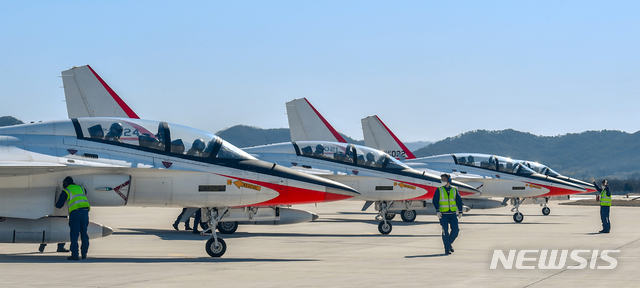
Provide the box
[361,115,415,160]
[286,98,347,143]
[62,65,139,119]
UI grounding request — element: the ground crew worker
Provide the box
[592,177,611,233]
[192,209,202,234]
[55,176,91,260]
[173,208,193,231]
[432,174,463,255]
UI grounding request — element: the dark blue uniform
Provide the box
[432,186,464,254]
[593,182,611,233]
[56,190,90,258]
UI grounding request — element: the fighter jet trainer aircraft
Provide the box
[360,115,593,222]
[285,98,590,223]
[60,66,481,235]
[0,72,359,258]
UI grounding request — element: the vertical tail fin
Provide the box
[61,65,139,119]
[361,115,416,160]
[286,98,347,143]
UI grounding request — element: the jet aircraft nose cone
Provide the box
[102,225,114,237]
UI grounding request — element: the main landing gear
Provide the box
[400,209,417,222]
[202,207,230,257]
[217,221,239,234]
[510,198,524,223]
[375,201,393,234]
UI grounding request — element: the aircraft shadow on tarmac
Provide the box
[404,254,449,258]
[314,218,440,226]
[321,216,565,225]
[114,229,440,240]
[0,253,318,263]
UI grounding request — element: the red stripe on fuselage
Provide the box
[86,65,140,119]
[375,115,416,159]
[525,181,587,197]
[392,180,476,201]
[219,174,352,206]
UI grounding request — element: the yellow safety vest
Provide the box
[64,184,91,213]
[600,188,611,207]
[439,186,458,212]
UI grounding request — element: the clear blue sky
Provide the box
[1,1,639,142]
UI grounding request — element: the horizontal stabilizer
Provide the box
[361,201,374,211]
[0,161,66,167]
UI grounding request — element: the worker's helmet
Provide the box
[108,123,124,137]
[63,176,74,187]
[192,139,206,151]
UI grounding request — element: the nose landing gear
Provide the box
[510,198,524,223]
[202,207,230,257]
[375,201,393,234]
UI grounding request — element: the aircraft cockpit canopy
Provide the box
[74,118,255,160]
[294,141,408,170]
[453,153,536,176]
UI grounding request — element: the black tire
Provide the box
[217,221,238,234]
[205,238,226,257]
[513,212,524,223]
[400,210,416,222]
[378,221,392,234]
[200,222,209,231]
[542,207,550,216]
[384,212,396,221]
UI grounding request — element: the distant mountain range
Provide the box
[413,129,640,179]
[2,116,635,179]
[0,116,23,127]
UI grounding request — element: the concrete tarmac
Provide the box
[1,199,638,288]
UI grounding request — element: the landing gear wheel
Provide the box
[378,221,392,234]
[400,210,416,222]
[513,212,524,223]
[542,207,550,216]
[384,212,396,220]
[217,221,238,234]
[205,238,226,257]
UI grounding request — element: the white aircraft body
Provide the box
[244,140,481,233]
[1,74,360,258]
[361,115,593,222]
[286,98,505,221]
[284,99,589,223]
[59,66,480,234]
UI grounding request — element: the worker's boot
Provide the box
[57,243,70,253]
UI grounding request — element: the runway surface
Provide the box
[1,199,638,288]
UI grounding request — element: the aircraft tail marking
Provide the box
[86,65,139,119]
[286,98,347,143]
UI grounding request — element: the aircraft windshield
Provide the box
[295,141,408,170]
[217,140,255,160]
[522,161,560,177]
[76,118,254,160]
